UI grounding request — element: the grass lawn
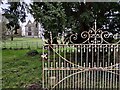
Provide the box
[2,49,43,88]
[2,37,44,49]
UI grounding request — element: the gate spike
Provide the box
[100,45,102,52]
[89,45,91,52]
[72,49,74,52]
[61,62,64,68]
[78,63,80,68]
[116,45,118,52]
[110,63,112,69]
[45,63,47,69]
[78,49,80,52]
[105,62,107,68]
[67,46,69,52]
[72,64,74,68]
[84,63,86,67]
[45,63,47,67]
[111,48,113,52]
[115,63,119,69]
[95,45,97,52]
[111,45,113,51]
[56,62,58,68]
[105,45,108,52]
[51,62,53,68]
[89,63,91,68]
[89,48,91,52]
[67,63,69,69]
[100,47,102,52]
[94,62,96,67]
[84,45,86,52]
[61,46,63,52]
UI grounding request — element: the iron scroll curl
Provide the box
[81,28,112,44]
[69,33,78,44]
[45,28,120,44]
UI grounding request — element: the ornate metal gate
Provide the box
[42,22,120,89]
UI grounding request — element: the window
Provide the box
[28,27,31,31]
[28,32,32,36]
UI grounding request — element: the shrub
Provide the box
[26,50,39,56]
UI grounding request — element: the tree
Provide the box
[1,16,9,41]
[2,2,27,41]
[30,2,120,44]
[30,2,66,43]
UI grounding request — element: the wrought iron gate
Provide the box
[42,22,120,89]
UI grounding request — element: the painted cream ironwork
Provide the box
[42,20,120,89]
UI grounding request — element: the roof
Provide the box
[25,20,34,27]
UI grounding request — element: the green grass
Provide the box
[2,37,44,49]
[2,49,43,88]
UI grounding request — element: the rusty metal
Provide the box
[42,20,120,89]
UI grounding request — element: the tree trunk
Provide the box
[11,35,13,41]
[10,29,14,41]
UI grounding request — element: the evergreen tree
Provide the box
[30,2,120,43]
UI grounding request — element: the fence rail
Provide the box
[2,42,43,49]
